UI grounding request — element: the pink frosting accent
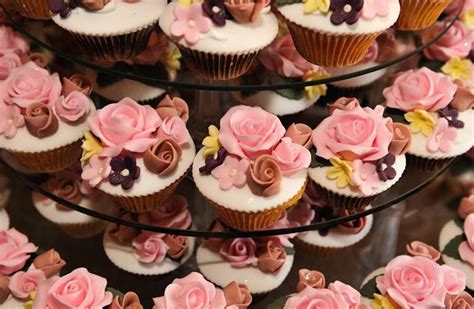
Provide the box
[152,272,226,309]
[459,214,474,267]
[375,255,464,308]
[0,26,29,55]
[266,212,299,247]
[0,62,62,111]
[219,238,258,268]
[284,286,348,309]
[361,0,389,20]
[0,228,37,276]
[139,195,192,230]
[328,281,362,309]
[272,137,311,176]
[54,91,90,123]
[312,105,393,161]
[32,268,113,309]
[170,3,212,46]
[8,269,45,299]
[427,118,457,153]
[0,104,24,139]
[218,105,286,160]
[132,232,169,265]
[258,34,316,78]
[156,116,190,145]
[361,41,379,64]
[211,156,250,190]
[351,159,381,195]
[288,203,315,226]
[421,21,474,62]
[383,68,457,112]
[0,52,21,80]
[441,265,467,295]
[81,156,111,188]
[88,97,162,156]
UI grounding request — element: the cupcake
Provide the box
[0,62,95,173]
[439,195,474,291]
[274,0,400,67]
[152,272,252,308]
[32,165,110,238]
[81,96,195,213]
[192,105,310,230]
[159,0,278,80]
[13,0,51,20]
[50,0,167,61]
[383,67,474,170]
[395,0,453,31]
[196,218,296,294]
[232,33,329,116]
[308,99,408,210]
[102,195,195,275]
[360,241,468,308]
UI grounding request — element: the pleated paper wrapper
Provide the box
[406,154,453,171]
[313,182,377,211]
[14,0,51,20]
[395,0,452,31]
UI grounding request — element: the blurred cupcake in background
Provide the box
[0,169,10,230]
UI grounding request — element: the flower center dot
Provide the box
[229,168,237,177]
[121,169,130,177]
[188,20,196,28]
[381,163,388,171]
[7,118,13,125]
[361,173,368,181]
[436,133,444,142]
[212,6,220,13]
[343,4,351,13]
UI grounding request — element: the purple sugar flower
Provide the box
[376,154,397,182]
[437,106,465,128]
[202,0,227,26]
[109,155,141,190]
[330,0,364,25]
[48,0,78,18]
[199,148,227,174]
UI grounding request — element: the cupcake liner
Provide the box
[59,220,106,239]
[70,24,156,62]
[406,155,453,171]
[4,140,82,174]
[313,182,376,211]
[293,237,341,255]
[209,178,307,231]
[14,0,51,20]
[176,45,259,80]
[395,0,451,30]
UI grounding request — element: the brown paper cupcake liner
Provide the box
[395,0,452,30]
[4,140,82,174]
[313,182,377,211]
[176,45,259,81]
[293,237,341,255]
[70,24,156,62]
[406,155,454,171]
[13,0,51,20]
[209,178,307,231]
[107,172,187,213]
[59,220,106,239]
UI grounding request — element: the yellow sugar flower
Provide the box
[404,110,435,137]
[441,56,472,81]
[23,291,36,309]
[303,0,330,14]
[164,47,182,81]
[303,69,330,100]
[372,294,400,309]
[327,157,353,188]
[81,131,103,161]
[177,0,194,5]
[202,125,221,157]
[462,9,474,28]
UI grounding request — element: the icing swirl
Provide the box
[406,241,441,261]
[139,195,192,230]
[223,281,252,309]
[55,91,90,123]
[296,269,325,292]
[0,53,21,80]
[32,249,66,278]
[163,235,188,259]
[110,292,143,309]
[143,138,182,176]
[272,137,311,176]
[327,97,360,115]
[256,239,286,273]
[219,238,257,268]
[62,74,93,97]
[155,95,189,122]
[284,123,313,149]
[445,292,474,309]
[247,154,282,197]
[387,122,411,156]
[24,103,59,138]
[9,269,45,299]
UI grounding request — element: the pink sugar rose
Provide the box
[383,68,457,112]
[54,91,90,123]
[272,137,311,176]
[0,228,37,276]
[156,116,190,145]
[139,195,192,230]
[0,62,62,111]
[0,26,29,55]
[421,21,473,62]
[459,213,474,266]
[32,267,113,309]
[0,52,21,80]
[9,269,45,299]
[88,97,162,157]
[328,281,362,309]
[284,286,348,309]
[152,272,226,309]
[132,232,169,264]
[219,106,286,160]
[441,264,466,294]
[312,105,393,161]
[219,238,258,268]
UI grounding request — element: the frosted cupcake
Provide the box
[13,0,51,20]
[308,99,408,210]
[395,0,453,30]
[233,33,329,116]
[439,195,474,291]
[274,0,400,67]
[159,0,278,80]
[103,195,195,276]
[360,241,467,308]
[50,0,166,61]
[197,218,295,294]
[81,96,195,213]
[383,67,474,170]
[152,272,252,308]
[193,105,310,230]
[0,62,95,173]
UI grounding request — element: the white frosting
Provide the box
[0,208,9,230]
[159,2,278,54]
[308,155,406,198]
[98,141,195,197]
[232,91,319,116]
[407,109,474,160]
[2,296,24,309]
[192,148,307,212]
[103,224,195,275]
[52,0,166,36]
[297,212,373,248]
[277,1,400,35]
[0,103,95,153]
[196,245,294,294]
[325,62,387,88]
[439,220,474,290]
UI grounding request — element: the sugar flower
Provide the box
[202,125,221,157]
[351,160,380,195]
[303,69,329,99]
[0,104,24,139]
[81,131,103,161]
[211,156,250,190]
[303,0,330,14]
[372,293,398,309]
[441,57,472,81]
[362,0,389,20]
[427,118,457,153]
[458,214,474,266]
[171,3,212,46]
[327,157,353,188]
[81,156,111,188]
[404,110,435,137]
